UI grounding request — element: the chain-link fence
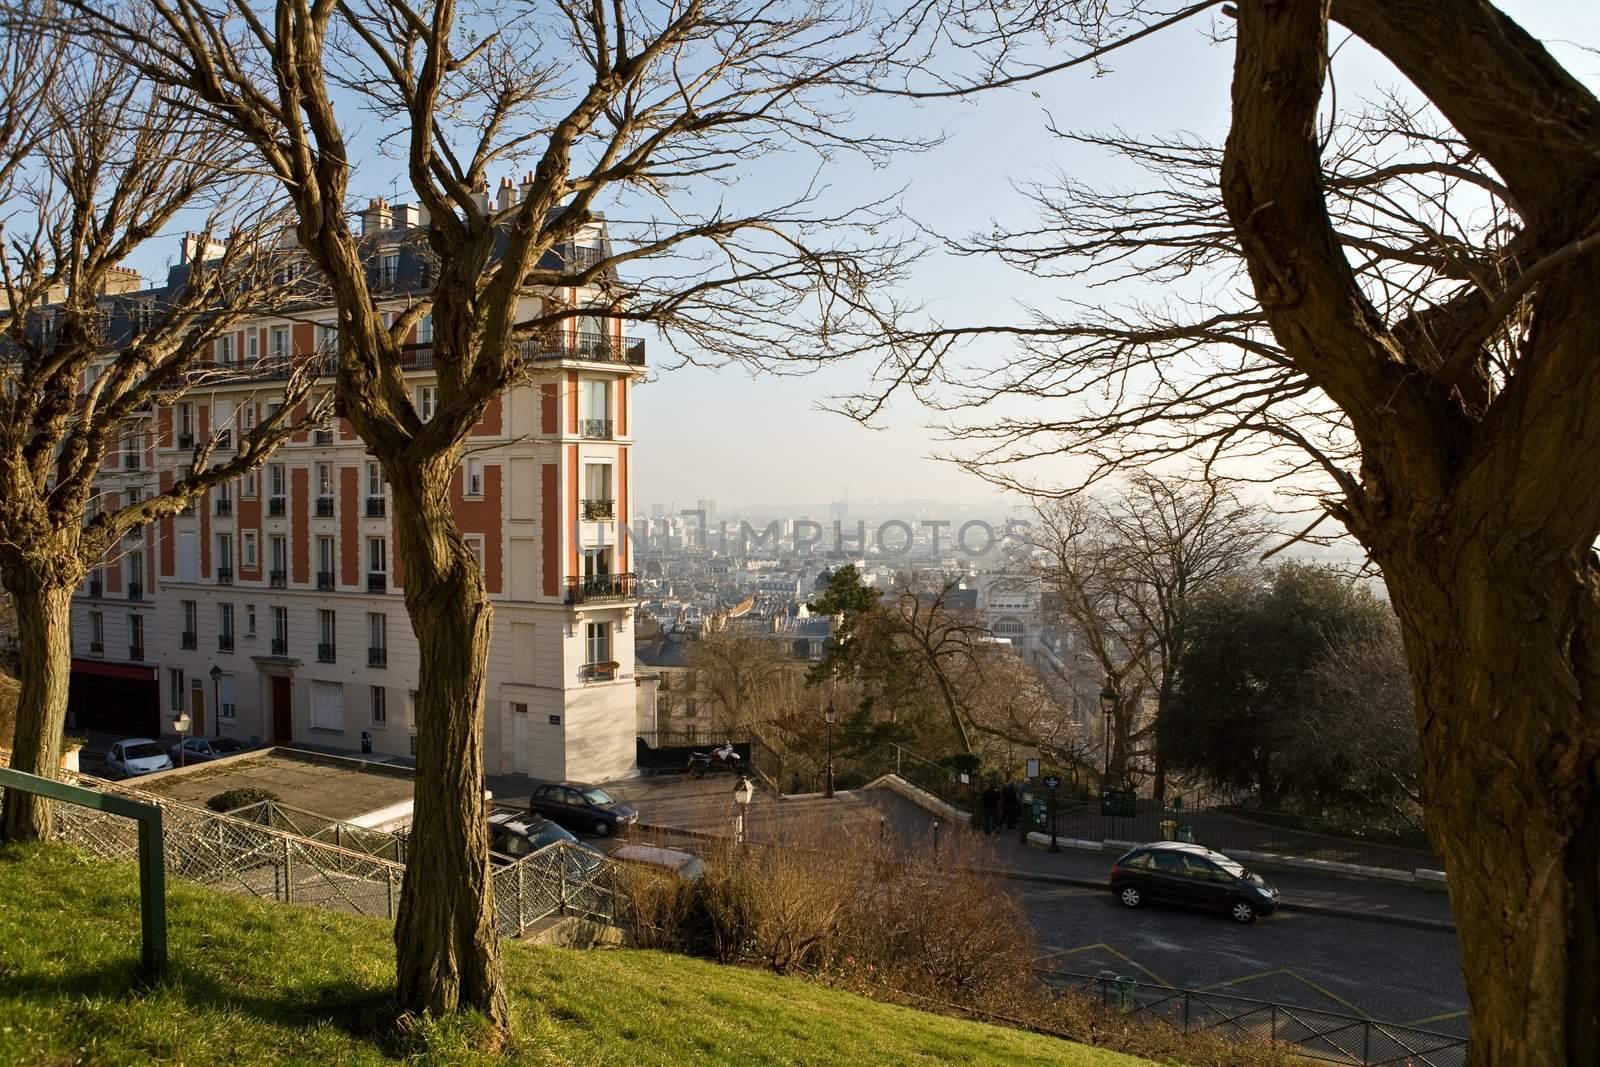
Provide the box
[225,799,410,864]
[5,763,619,936]
[1038,970,1468,1067]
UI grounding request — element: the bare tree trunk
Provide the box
[0,575,75,841]
[387,465,507,1032]
[1384,542,1600,1064]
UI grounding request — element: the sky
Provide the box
[107,2,1600,518]
[628,0,1600,514]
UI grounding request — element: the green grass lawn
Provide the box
[0,844,1152,1066]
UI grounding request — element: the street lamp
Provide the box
[1099,683,1118,788]
[823,699,837,799]
[732,775,754,849]
[209,665,223,738]
[171,711,192,768]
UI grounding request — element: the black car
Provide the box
[1109,842,1280,924]
[487,807,605,877]
[526,782,639,837]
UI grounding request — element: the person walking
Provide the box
[1002,780,1021,830]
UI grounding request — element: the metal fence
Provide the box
[225,799,410,863]
[23,768,618,936]
[1039,971,1468,1067]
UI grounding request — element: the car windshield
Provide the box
[581,788,615,805]
[529,823,576,849]
[1210,854,1247,878]
[125,743,165,760]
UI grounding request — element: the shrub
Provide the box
[205,788,280,814]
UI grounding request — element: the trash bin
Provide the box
[1114,974,1137,1010]
[1159,818,1178,841]
[1176,824,1195,844]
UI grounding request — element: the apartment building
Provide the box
[68,195,646,783]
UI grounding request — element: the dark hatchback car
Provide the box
[526,782,639,837]
[487,807,605,877]
[1109,841,1280,924]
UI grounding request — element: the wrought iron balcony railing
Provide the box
[127,582,143,601]
[368,647,387,667]
[581,498,615,521]
[216,567,233,585]
[365,496,386,517]
[565,572,637,604]
[580,419,613,440]
[269,570,287,588]
[218,633,234,651]
[316,496,335,517]
[271,637,288,656]
[317,571,335,591]
[367,573,387,594]
[317,643,337,663]
[215,498,232,516]
[268,496,287,517]
[181,631,197,650]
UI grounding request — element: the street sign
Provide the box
[1025,757,1040,780]
[1044,775,1061,791]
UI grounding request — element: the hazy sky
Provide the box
[631,1,1600,512]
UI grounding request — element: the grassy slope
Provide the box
[0,845,1150,1067]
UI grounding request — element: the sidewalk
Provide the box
[855,788,1457,931]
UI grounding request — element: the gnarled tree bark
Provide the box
[0,574,76,839]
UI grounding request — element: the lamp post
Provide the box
[1100,683,1118,789]
[733,775,754,850]
[209,665,223,738]
[171,711,191,768]
[823,699,836,798]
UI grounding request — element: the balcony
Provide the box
[368,646,387,667]
[218,633,234,652]
[215,429,232,450]
[268,496,287,517]
[314,429,334,446]
[317,643,337,663]
[177,432,194,450]
[88,578,103,598]
[396,330,646,374]
[582,660,620,682]
[367,573,387,594]
[579,418,614,440]
[127,582,143,601]
[316,496,335,517]
[215,498,233,517]
[365,496,386,518]
[123,454,140,471]
[89,640,103,654]
[269,570,287,588]
[317,571,336,591]
[581,498,615,521]
[128,645,145,662]
[271,637,288,656]
[565,572,637,604]
[216,567,233,585]
[180,631,197,650]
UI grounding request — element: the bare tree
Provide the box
[687,630,796,734]
[854,1,1600,1058]
[0,33,321,840]
[64,0,923,1028]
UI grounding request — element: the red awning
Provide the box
[71,659,158,682]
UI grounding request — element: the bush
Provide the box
[205,788,280,814]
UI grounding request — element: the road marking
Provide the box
[1402,1009,1467,1027]
[1200,968,1371,1018]
[1038,942,1171,987]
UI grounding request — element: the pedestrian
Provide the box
[1002,780,1020,830]
[984,782,1004,836]
[979,782,998,834]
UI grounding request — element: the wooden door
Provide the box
[190,684,207,737]
[271,676,292,742]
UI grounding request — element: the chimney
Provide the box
[180,232,226,266]
[361,197,392,236]
[470,179,490,214]
[392,203,419,229]
[519,169,536,203]
[497,176,515,213]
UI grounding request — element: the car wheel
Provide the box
[1229,899,1257,924]
[1118,886,1142,909]
[592,819,612,837]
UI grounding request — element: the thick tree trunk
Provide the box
[1382,541,1600,1065]
[387,465,507,1032]
[0,577,75,841]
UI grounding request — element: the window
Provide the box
[318,536,335,581]
[367,461,383,497]
[585,621,612,665]
[216,480,232,505]
[245,604,256,637]
[272,606,289,652]
[243,470,258,499]
[220,603,235,640]
[169,669,185,711]
[271,326,290,358]
[464,457,483,497]
[216,533,233,571]
[217,334,234,364]
[319,609,337,661]
[311,680,344,731]
[241,402,257,431]
[418,314,433,343]
[380,253,399,285]
[316,323,337,352]
[270,536,288,575]
[368,612,386,651]
[368,537,387,574]
[89,610,104,650]
[578,378,612,437]
[219,673,237,720]
[317,463,333,497]
[417,385,436,423]
[247,332,258,360]
[178,402,194,436]
[371,686,387,725]
[182,599,198,636]
[242,531,258,568]
[465,534,485,572]
[128,614,144,654]
[126,550,144,591]
[512,702,527,715]
[269,463,286,499]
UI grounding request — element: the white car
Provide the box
[105,738,174,778]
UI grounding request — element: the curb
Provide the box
[986,867,1457,932]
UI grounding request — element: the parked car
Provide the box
[610,843,705,883]
[1109,841,1280,924]
[167,737,251,765]
[104,738,174,778]
[525,782,639,837]
[487,807,604,878]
